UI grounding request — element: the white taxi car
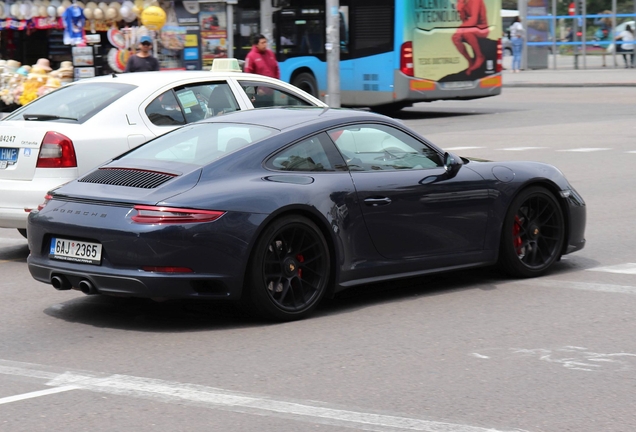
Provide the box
[0,69,326,236]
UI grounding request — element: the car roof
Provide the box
[72,71,287,87]
[198,107,391,131]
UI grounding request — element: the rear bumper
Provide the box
[393,70,502,103]
[0,174,75,229]
[28,259,241,299]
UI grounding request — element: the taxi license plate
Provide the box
[0,147,18,169]
[50,238,102,265]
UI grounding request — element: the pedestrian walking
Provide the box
[615,24,635,68]
[244,34,280,79]
[593,11,611,67]
[124,35,160,73]
[509,16,524,73]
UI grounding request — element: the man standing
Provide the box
[244,34,280,79]
[124,35,160,73]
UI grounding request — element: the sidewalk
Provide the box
[502,54,636,87]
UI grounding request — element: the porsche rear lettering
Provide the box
[52,208,107,217]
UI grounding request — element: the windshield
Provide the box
[119,123,277,167]
[4,82,136,124]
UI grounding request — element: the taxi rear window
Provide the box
[4,82,136,124]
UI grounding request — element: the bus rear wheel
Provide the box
[291,72,318,98]
[372,103,410,116]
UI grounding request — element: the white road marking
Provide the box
[0,359,526,432]
[500,147,546,151]
[527,279,636,295]
[557,148,611,152]
[471,353,490,359]
[588,263,636,275]
[0,237,27,247]
[0,386,79,405]
[510,347,636,372]
[444,146,485,151]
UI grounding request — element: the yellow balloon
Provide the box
[140,5,166,31]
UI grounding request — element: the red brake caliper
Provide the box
[296,254,304,278]
[512,215,522,253]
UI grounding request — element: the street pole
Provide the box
[226,0,237,58]
[326,0,340,107]
[260,0,273,47]
[581,0,586,69]
[552,0,557,69]
[612,0,617,67]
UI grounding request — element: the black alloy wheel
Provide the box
[245,215,330,321]
[499,186,564,278]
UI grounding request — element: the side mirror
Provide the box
[443,152,463,178]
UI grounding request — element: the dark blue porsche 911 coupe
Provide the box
[27,107,586,321]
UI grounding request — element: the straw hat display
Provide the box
[32,58,53,72]
[27,66,49,81]
[50,61,73,84]
[16,65,31,76]
[5,60,21,74]
[10,2,21,19]
[37,76,61,97]
[21,0,35,19]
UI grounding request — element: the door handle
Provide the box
[364,197,392,206]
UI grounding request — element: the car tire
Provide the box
[244,215,330,321]
[498,186,564,278]
[291,72,319,98]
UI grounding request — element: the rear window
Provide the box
[4,82,136,124]
[119,123,277,166]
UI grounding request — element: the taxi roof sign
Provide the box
[210,58,242,73]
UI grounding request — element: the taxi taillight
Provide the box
[36,132,77,168]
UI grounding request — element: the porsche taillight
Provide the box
[37,193,53,211]
[36,132,77,168]
[131,205,225,224]
[400,42,414,77]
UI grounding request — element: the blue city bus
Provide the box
[273,0,503,112]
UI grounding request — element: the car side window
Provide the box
[267,133,346,172]
[204,83,240,117]
[238,80,313,108]
[145,90,186,126]
[327,124,443,171]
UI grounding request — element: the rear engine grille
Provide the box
[79,168,176,189]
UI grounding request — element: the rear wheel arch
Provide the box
[244,208,338,298]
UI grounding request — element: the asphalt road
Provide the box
[2,87,636,432]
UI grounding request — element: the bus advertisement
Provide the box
[273,0,502,113]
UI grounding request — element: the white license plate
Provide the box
[440,81,474,89]
[50,237,102,265]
